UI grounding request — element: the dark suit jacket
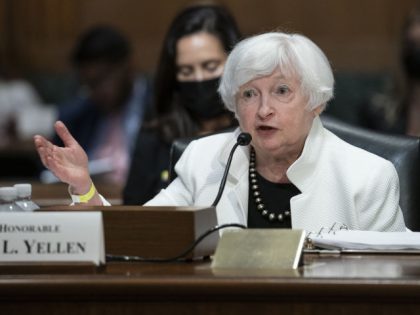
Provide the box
[53,75,153,157]
[123,130,171,205]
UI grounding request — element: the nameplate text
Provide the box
[0,212,104,265]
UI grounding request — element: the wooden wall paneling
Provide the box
[9,0,81,72]
[76,0,196,74]
[3,0,420,74]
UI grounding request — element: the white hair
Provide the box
[219,32,334,112]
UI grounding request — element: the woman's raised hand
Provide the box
[33,121,92,195]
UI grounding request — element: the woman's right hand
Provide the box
[33,121,93,195]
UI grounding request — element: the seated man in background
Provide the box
[53,25,152,186]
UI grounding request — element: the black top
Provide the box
[247,172,300,228]
[359,100,407,135]
[123,130,171,205]
[123,120,238,205]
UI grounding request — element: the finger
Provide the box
[35,135,58,154]
[37,139,61,168]
[34,136,55,159]
[55,121,78,147]
[34,136,50,166]
[33,135,48,149]
[36,146,49,168]
[44,144,57,167]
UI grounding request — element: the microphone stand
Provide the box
[211,133,251,207]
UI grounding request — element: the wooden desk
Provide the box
[1,253,420,314]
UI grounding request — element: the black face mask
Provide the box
[402,41,420,79]
[177,77,227,120]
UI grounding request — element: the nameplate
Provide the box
[0,212,105,265]
[211,229,306,270]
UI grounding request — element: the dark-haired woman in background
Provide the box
[123,4,242,204]
[360,7,420,137]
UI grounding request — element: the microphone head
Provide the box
[237,132,252,146]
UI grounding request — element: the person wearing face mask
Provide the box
[177,77,227,120]
[360,7,420,137]
[123,4,241,205]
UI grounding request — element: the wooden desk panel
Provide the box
[1,254,420,314]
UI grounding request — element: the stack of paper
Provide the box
[309,230,420,250]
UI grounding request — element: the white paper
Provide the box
[309,230,420,250]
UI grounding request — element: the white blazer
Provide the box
[146,116,406,232]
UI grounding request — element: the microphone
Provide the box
[211,132,252,207]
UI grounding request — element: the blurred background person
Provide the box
[0,64,56,180]
[50,25,152,187]
[123,4,242,205]
[0,67,55,147]
[360,6,420,137]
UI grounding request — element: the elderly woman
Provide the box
[34,32,406,232]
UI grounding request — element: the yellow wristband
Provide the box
[70,183,96,204]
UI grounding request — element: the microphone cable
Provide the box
[105,223,246,263]
[211,132,251,207]
[106,132,251,263]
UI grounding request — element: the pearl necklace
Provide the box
[249,147,291,222]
